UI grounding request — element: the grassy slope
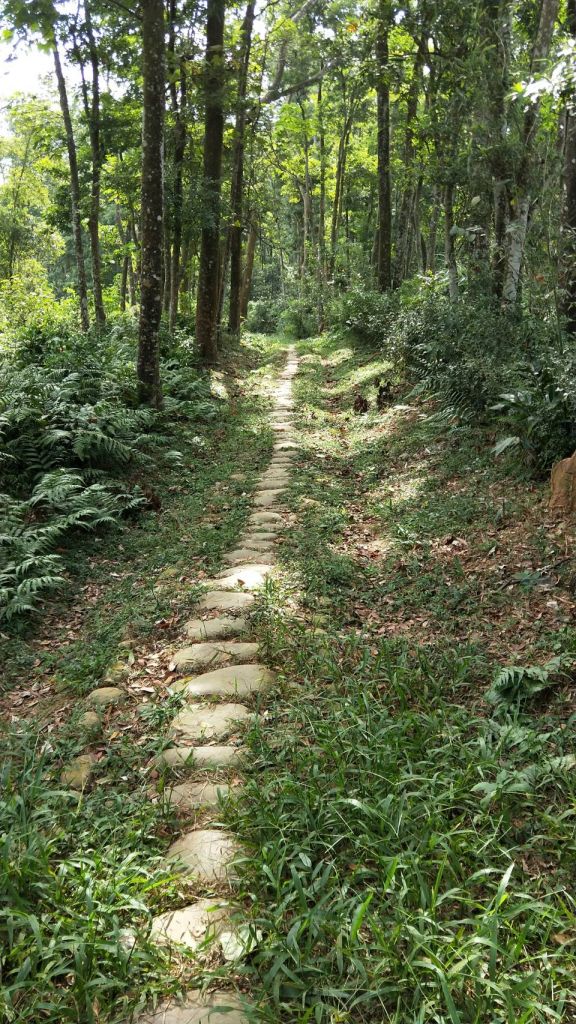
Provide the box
[221,334,576,1024]
[2,332,576,1023]
[0,335,287,1024]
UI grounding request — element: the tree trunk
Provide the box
[195,0,225,362]
[317,77,327,331]
[444,183,459,301]
[53,43,90,332]
[167,1,188,330]
[240,219,257,321]
[376,1,392,292]
[137,0,165,408]
[228,0,256,335]
[561,0,576,332]
[502,0,559,303]
[83,0,106,327]
[395,37,426,283]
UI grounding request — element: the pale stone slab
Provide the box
[240,531,278,542]
[174,663,275,699]
[247,511,287,526]
[253,490,285,508]
[215,564,273,590]
[169,641,259,673]
[196,591,255,613]
[133,990,251,1024]
[61,753,96,790]
[171,702,252,741]
[222,547,273,564]
[151,898,231,951]
[88,686,126,708]
[274,441,299,451]
[167,829,239,882]
[258,474,290,489]
[78,710,101,731]
[163,780,234,811]
[155,745,245,770]
[183,617,249,641]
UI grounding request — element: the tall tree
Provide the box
[53,42,91,332]
[137,0,165,407]
[76,0,106,326]
[195,0,226,362]
[502,0,560,303]
[375,0,392,292]
[228,0,256,335]
[561,0,576,332]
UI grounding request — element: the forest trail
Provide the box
[3,336,576,1024]
[126,348,300,1023]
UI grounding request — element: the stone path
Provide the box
[134,348,298,1021]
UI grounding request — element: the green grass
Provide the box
[0,333,289,1024]
[210,332,576,1023]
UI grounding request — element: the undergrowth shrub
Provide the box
[336,281,573,475]
[245,298,283,334]
[279,297,318,339]
[0,328,221,622]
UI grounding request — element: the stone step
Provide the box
[247,511,287,527]
[171,702,254,742]
[87,686,127,708]
[132,990,252,1024]
[195,591,255,613]
[154,744,245,770]
[169,641,259,674]
[167,829,239,882]
[274,440,299,452]
[170,663,275,699]
[253,489,285,508]
[222,546,274,564]
[61,753,96,790]
[239,530,279,543]
[183,616,250,641]
[215,563,273,590]
[162,779,235,811]
[151,898,231,952]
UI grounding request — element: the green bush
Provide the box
[245,298,283,334]
[336,282,574,475]
[279,297,318,339]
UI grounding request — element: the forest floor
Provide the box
[2,332,576,1024]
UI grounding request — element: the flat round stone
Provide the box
[171,702,253,742]
[167,829,239,882]
[222,546,272,564]
[174,663,275,699]
[87,686,127,708]
[253,489,285,507]
[196,591,255,613]
[239,531,278,543]
[78,710,101,731]
[258,474,290,488]
[274,441,299,451]
[154,745,245,770]
[215,564,273,590]
[162,780,234,811]
[183,617,249,641]
[61,753,96,790]
[151,898,231,950]
[132,990,252,1024]
[169,641,259,673]
[248,511,287,526]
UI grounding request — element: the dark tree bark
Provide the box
[137,0,165,408]
[80,0,106,326]
[196,0,225,362]
[53,43,90,332]
[395,36,426,283]
[167,0,188,330]
[228,0,256,334]
[561,0,576,332]
[317,77,327,330]
[240,218,257,320]
[376,0,392,292]
[444,183,459,301]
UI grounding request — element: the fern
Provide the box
[486,654,574,704]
